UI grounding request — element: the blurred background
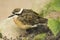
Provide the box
[0,0,32,21]
[0,0,50,21]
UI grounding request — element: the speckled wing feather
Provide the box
[17,9,48,26]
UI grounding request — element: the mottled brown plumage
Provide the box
[14,8,48,25]
[6,8,54,40]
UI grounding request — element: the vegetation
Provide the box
[32,0,60,40]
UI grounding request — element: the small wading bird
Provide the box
[9,8,48,29]
[0,8,50,40]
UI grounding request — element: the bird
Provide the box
[0,8,50,40]
[10,8,48,30]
